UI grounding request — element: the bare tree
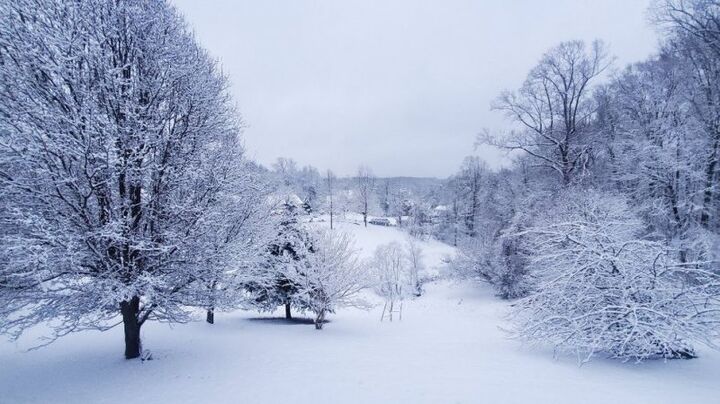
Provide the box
[380,179,391,216]
[272,157,299,187]
[405,237,425,296]
[373,242,409,321]
[456,157,487,237]
[356,165,375,227]
[655,0,720,229]
[326,170,336,229]
[483,40,611,185]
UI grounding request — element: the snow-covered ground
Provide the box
[1,217,719,403]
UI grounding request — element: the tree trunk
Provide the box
[314,309,325,330]
[284,302,292,319]
[120,296,142,359]
[363,212,367,227]
[206,308,215,324]
[699,140,717,228]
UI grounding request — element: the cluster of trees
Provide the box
[266,156,441,232]
[440,0,720,361]
[242,203,369,329]
[0,0,368,359]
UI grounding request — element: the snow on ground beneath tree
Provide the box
[1,218,719,403]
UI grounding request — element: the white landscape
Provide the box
[2,1,720,403]
[3,217,719,404]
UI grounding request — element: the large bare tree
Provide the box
[484,40,610,185]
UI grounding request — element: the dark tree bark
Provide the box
[700,140,718,228]
[314,309,325,330]
[120,296,142,359]
[206,308,215,324]
[284,302,292,319]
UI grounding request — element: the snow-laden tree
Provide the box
[441,157,540,299]
[441,1,720,362]
[356,165,375,227]
[0,0,261,359]
[655,0,720,231]
[379,179,392,217]
[455,156,487,238]
[586,3,720,266]
[289,229,369,329]
[405,238,425,296]
[372,242,410,321]
[595,55,705,263]
[243,202,312,320]
[192,163,274,325]
[272,157,299,188]
[268,158,324,214]
[406,203,431,237]
[511,191,720,361]
[389,188,413,227]
[484,40,610,185]
[297,165,321,213]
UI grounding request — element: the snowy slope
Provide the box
[1,218,719,404]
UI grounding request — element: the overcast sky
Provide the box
[172,0,659,178]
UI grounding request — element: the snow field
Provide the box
[1,218,719,404]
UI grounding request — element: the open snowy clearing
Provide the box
[1,220,719,404]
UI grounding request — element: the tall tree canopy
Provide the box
[0,0,263,358]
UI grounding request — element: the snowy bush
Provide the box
[511,191,720,361]
[492,217,534,299]
[452,228,532,300]
[289,230,369,329]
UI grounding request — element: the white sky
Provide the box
[172,0,659,178]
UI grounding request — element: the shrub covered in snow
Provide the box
[511,191,720,361]
[452,220,533,300]
[290,229,369,329]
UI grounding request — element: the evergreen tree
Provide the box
[245,202,313,319]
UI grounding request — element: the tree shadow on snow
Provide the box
[246,317,330,326]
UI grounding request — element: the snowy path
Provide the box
[1,220,719,403]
